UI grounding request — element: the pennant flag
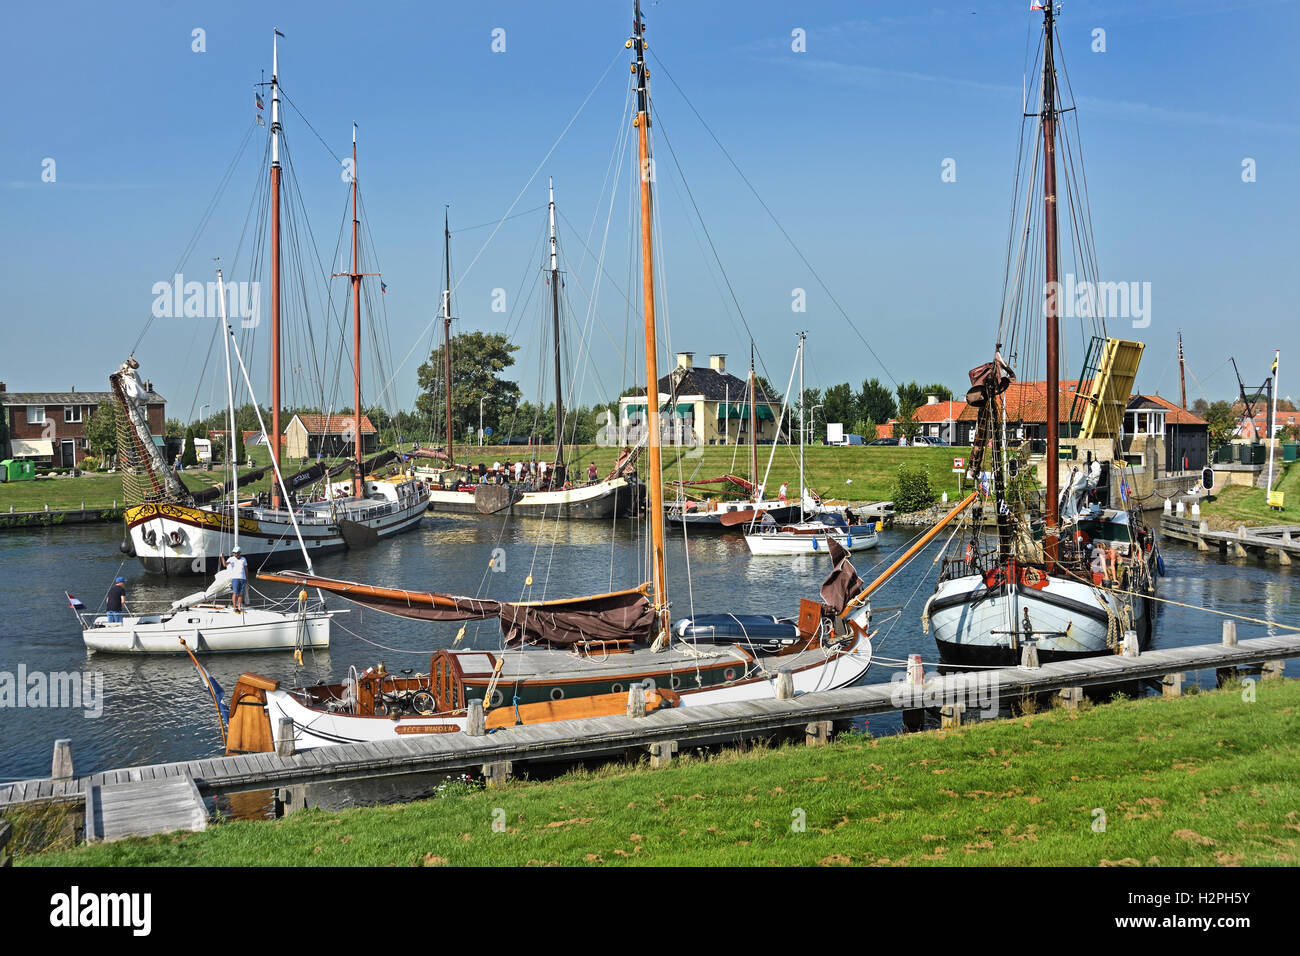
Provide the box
[380,281,388,295]
[66,592,85,611]
[1273,351,1279,376]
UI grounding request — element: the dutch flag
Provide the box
[193,660,230,725]
[66,592,85,611]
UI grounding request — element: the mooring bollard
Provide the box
[805,720,833,745]
[1262,661,1285,681]
[1058,687,1084,711]
[1020,644,1040,669]
[1121,630,1140,657]
[1217,620,1240,686]
[775,670,795,701]
[627,684,647,718]
[481,760,512,787]
[902,654,925,732]
[940,703,965,728]
[648,740,678,769]
[275,717,296,757]
[1163,498,1172,515]
[465,698,486,736]
[51,739,73,780]
[1161,673,1184,698]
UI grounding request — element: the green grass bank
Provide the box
[20,678,1299,867]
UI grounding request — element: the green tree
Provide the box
[181,427,198,467]
[920,382,954,402]
[857,378,896,425]
[896,381,926,416]
[234,428,247,465]
[822,383,855,434]
[1205,400,1236,450]
[895,406,922,442]
[1192,397,1209,417]
[83,400,118,464]
[416,331,521,443]
[753,375,783,404]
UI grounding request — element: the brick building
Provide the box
[1,382,166,467]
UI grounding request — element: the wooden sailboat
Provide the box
[218,3,877,752]
[744,334,878,556]
[118,33,426,576]
[418,182,644,519]
[923,3,1158,665]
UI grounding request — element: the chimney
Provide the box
[926,394,939,405]
[676,352,694,369]
[0,382,5,392]
[709,354,726,372]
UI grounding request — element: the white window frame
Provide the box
[27,405,45,424]
[64,405,83,423]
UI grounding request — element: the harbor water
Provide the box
[0,515,1295,783]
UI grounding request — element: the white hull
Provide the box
[745,527,879,556]
[82,605,332,654]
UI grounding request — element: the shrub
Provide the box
[891,463,939,513]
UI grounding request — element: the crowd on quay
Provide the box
[453,457,604,491]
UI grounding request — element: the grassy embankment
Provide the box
[0,445,961,513]
[19,678,1299,867]
[1199,460,1298,530]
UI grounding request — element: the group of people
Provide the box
[458,458,603,490]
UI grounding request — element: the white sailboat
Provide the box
[76,271,334,655]
[120,33,426,577]
[745,334,878,556]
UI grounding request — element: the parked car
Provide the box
[868,437,900,446]
[911,436,951,446]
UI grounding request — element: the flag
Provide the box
[256,91,264,110]
[1273,351,1279,376]
[66,592,85,611]
[380,281,387,295]
[1030,3,1045,9]
[190,654,229,725]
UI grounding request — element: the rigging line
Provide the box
[647,51,899,389]
[279,90,344,165]
[451,205,549,234]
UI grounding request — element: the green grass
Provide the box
[22,679,1300,867]
[1200,461,1298,529]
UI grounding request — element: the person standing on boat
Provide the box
[222,545,248,613]
[106,576,129,623]
[587,462,598,484]
[778,482,788,505]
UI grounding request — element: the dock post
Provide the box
[805,720,833,745]
[1262,660,1285,681]
[1217,621,1239,686]
[51,739,73,780]
[1121,631,1140,657]
[481,761,513,787]
[1197,520,1210,552]
[1234,526,1248,559]
[648,740,678,769]
[275,717,296,757]
[1058,687,1084,711]
[465,699,486,736]
[627,684,647,718]
[775,670,795,701]
[902,654,925,732]
[939,703,965,728]
[1020,644,1040,669]
[1161,672,1184,698]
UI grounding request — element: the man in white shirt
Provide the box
[514,460,524,483]
[222,545,249,612]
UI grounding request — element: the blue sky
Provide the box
[3,0,1296,423]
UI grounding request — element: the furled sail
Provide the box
[258,572,655,647]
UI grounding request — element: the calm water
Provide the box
[0,514,1294,782]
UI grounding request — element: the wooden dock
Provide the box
[84,774,208,843]
[1162,515,1299,564]
[1,632,1295,822]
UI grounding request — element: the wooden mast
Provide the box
[350,124,364,497]
[442,210,454,467]
[548,178,564,472]
[269,30,284,508]
[1041,2,1061,562]
[632,0,667,637]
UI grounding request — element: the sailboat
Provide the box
[418,183,644,519]
[217,2,876,753]
[744,334,879,556]
[75,272,333,655]
[119,34,426,576]
[923,3,1158,665]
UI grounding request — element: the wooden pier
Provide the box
[1,632,1295,826]
[1161,515,1299,564]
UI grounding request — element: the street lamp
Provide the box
[479,397,487,446]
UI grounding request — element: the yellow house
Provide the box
[618,353,780,446]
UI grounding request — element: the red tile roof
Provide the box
[291,414,377,436]
[912,400,967,423]
[1137,393,1208,426]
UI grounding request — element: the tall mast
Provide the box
[350,124,363,498]
[269,29,284,508]
[797,332,806,519]
[442,210,454,465]
[1041,2,1061,560]
[749,345,757,499]
[548,178,564,469]
[217,268,238,554]
[1178,330,1188,410]
[632,0,667,637]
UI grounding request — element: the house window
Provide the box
[27,405,45,424]
[64,405,83,423]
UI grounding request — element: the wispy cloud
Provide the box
[5,181,152,190]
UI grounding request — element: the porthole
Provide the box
[550,687,565,701]
[670,674,681,689]
[724,668,735,681]
[611,683,623,694]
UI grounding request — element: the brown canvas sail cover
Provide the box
[965,354,1014,407]
[819,538,863,615]
[258,572,654,647]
